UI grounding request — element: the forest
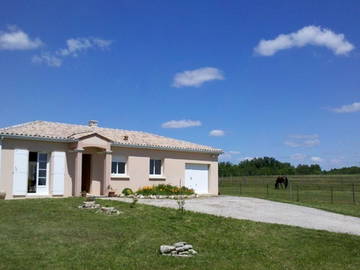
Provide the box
[219,157,360,177]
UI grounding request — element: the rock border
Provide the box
[78,201,122,215]
[160,242,198,257]
[118,194,199,199]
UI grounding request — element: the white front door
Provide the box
[27,152,49,195]
[36,153,49,195]
[185,164,209,194]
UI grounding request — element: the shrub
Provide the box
[122,188,133,196]
[137,184,194,195]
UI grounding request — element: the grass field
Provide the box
[1,198,360,269]
[219,175,360,217]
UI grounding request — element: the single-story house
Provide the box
[0,120,222,199]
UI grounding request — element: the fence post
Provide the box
[352,184,356,204]
[266,184,269,197]
[330,187,333,204]
[296,185,299,202]
[239,180,242,195]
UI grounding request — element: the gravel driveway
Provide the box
[104,196,360,236]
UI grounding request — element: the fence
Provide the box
[219,175,360,205]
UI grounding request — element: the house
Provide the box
[0,120,222,199]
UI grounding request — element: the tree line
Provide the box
[219,157,360,177]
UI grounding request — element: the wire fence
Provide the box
[219,175,360,205]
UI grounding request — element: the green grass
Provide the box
[1,198,360,269]
[220,175,360,217]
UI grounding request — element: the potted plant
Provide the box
[81,190,87,198]
[108,185,116,197]
[0,192,6,200]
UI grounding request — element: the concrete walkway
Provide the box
[104,196,360,236]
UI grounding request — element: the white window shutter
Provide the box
[13,149,29,196]
[52,151,65,195]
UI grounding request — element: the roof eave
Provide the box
[0,133,76,143]
[111,142,223,154]
[0,133,223,154]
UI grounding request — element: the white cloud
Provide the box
[0,26,43,50]
[209,129,225,136]
[310,156,323,163]
[32,36,111,67]
[172,67,224,88]
[240,157,255,161]
[285,134,320,148]
[288,134,319,139]
[331,102,360,113]
[219,153,232,161]
[219,150,241,161]
[161,120,201,128]
[254,25,354,56]
[32,53,62,67]
[57,37,112,57]
[290,153,307,161]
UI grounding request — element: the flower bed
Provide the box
[136,184,194,196]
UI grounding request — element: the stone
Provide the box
[99,206,121,215]
[183,244,193,250]
[78,201,101,209]
[176,246,186,252]
[160,242,197,257]
[160,245,175,254]
[174,242,187,248]
[188,249,198,255]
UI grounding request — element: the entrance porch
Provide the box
[70,133,112,196]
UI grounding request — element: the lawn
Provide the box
[0,198,360,269]
[219,175,360,217]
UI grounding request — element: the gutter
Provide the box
[0,133,76,143]
[111,142,223,154]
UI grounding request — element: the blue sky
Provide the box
[0,0,359,169]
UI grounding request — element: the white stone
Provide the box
[160,245,175,254]
[183,244,193,250]
[174,242,187,248]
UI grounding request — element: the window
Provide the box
[111,156,126,175]
[149,159,162,175]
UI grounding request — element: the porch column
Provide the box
[103,150,112,195]
[74,149,83,196]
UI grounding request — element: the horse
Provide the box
[275,176,288,189]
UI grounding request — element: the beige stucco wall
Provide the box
[0,138,74,199]
[110,146,219,195]
[0,137,219,199]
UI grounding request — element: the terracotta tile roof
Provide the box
[0,121,222,154]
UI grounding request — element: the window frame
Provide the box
[149,159,162,176]
[111,155,127,176]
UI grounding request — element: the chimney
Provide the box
[88,120,99,127]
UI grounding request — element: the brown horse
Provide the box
[275,176,288,189]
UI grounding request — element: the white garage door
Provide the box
[185,164,209,194]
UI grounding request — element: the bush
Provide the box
[137,184,194,195]
[122,188,133,196]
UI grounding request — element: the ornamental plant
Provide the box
[122,188,133,196]
[137,184,194,195]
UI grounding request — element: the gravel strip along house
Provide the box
[0,120,222,199]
